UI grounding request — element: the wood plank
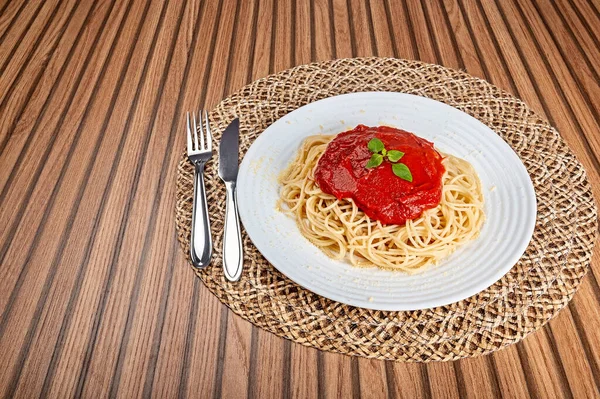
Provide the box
[454,357,500,398]
[546,310,600,397]
[367,0,396,58]
[0,0,78,111]
[227,0,259,91]
[251,0,274,80]
[404,0,437,64]
[251,331,286,398]
[383,0,417,60]
[567,0,600,57]
[454,0,516,94]
[0,0,97,190]
[38,0,182,395]
[551,0,600,77]
[149,251,197,399]
[491,0,600,285]
[439,0,485,78]
[474,0,545,142]
[421,0,463,69]
[517,331,572,398]
[357,358,388,398]
[321,351,354,399]
[290,345,319,398]
[7,0,183,396]
[273,0,292,71]
[220,314,253,399]
[0,0,53,75]
[294,0,312,65]
[11,13,192,383]
[388,363,433,398]
[491,347,531,398]
[180,286,225,399]
[0,0,133,301]
[427,362,459,399]
[0,0,82,153]
[347,0,375,57]
[330,0,353,58]
[0,0,157,310]
[312,0,335,61]
[0,0,126,352]
[487,18,600,375]
[0,0,28,39]
[569,277,600,391]
[0,1,157,396]
[0,0,65,108]
[84,2,190,397]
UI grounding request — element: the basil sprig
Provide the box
[365,138,413,182]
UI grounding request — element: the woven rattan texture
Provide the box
[175,58,597,362]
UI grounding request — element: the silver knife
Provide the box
[218,118,243,281]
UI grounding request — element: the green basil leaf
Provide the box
[367,138,385,153]
[365,153,383,169]
[387,150,404,162]
[392,163,413,182]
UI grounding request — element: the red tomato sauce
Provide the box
[314,125,445,225]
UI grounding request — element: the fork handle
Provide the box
[190,163,212,268]
[223,181,243,281]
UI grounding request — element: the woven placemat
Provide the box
[175,58,598,362]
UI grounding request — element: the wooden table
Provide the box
[1,0,599,397]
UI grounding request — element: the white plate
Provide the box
[237,92,536,311]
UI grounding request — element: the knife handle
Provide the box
[223,181,243,281]
[190,162,213,268]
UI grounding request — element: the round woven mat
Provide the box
[175,58,598,362]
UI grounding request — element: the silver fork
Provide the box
[186,110,214,269]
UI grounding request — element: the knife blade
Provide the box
[218,118,239,182]
[218,118,243,282]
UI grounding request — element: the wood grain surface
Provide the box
[0,0,599,397]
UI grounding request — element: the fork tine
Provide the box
[204,110,213,151]
[198,109,205,150]
[186,112,193,153]
[192,111,199,150]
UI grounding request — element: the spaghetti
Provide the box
[278,133,485,273]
